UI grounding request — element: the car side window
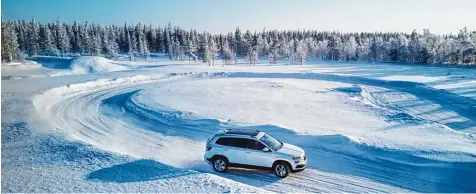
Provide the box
[215,137,247,149]
[246,139,266,150]
[215,137,230,146]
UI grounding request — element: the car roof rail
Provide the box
[224,129,261,137]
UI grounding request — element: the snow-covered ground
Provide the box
[2,56,476,192]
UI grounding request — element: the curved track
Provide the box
[33,72,476,192]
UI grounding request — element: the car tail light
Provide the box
[206,146,212,151]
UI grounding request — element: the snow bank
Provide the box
[1,60,42,71]
[70,56,129,73]
[47,56,129,76]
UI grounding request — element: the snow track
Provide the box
[32,71,476,192]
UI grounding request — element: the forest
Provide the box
[2,17,476,66]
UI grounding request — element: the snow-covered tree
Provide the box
[26,18,40,56]
[173,38,184,60]
[136,23,149,60]
[103,27,119,60]
[343,36,357,61]
[208,36,218,65]
[327,34,342,60]
[1,21,22,62]
[201,35,211,65]
[3,18,475,66]
[221,39,235,65]
[188,35,198,62]
[92,28,102,56]
[39,23,57,55]
[165,23,174,59]
[55,17,70,57]
[296,39,309,65]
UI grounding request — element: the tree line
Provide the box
[2,17,476,66]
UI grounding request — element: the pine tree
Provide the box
[27,18,40,56]
[408,30,421,63]
[55,16,70,57]
[127,30,134,61]
[221,38,234,65]
[17,20,28,52]
[106,28,119,60]
[3,18,475,66]
[208,36,218,65]
[201,35,211,64]
[165,23,174,59]
[92,26,102,56]
[188,34,198,62]
[1,21,22,62]
[296,39,309,65]
[155,28,165,53]
[146,24,156,53]
[39,23,57,55]
[71,21,80,54]
[173,38,184,60]
[78,22,90,55]
[136,23,149,60]
[129,27,138,58]
[235,27,242,55]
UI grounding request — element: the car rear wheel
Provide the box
[274,162,290,178]
[212,157,228,172]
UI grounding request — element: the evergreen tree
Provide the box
[296,39,309,65]
[92,27,102,56]
[106,28,119,60]
[3,18,475,66]
[1,21,22,62]
[165,23,174,59]
[27,18,40,56]
[38,23,57,55]
[55,16,70,57]
[155,28,165,53]
[221,38,234,65]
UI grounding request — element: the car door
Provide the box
[244,139,272,167]
[215,137,247,164]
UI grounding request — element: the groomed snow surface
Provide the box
[2,56,476,192]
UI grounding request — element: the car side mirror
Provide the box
[262,147,270,152]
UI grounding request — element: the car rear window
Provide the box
[215,137,247,148]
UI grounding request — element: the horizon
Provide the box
[2,0,476,35]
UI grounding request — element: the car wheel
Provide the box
[212,157,228,172]
[273,162,290,178]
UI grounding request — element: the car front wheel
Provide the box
[274,162,290,178]
[212,157,228,172]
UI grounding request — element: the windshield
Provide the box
[259,133,283,151]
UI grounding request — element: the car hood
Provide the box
[277,143,305,156]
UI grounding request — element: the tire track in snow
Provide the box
[32,72,476,192]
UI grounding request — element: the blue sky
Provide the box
[2,0,475,34]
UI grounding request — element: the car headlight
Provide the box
[292,156,301,163]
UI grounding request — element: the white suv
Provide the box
[204,129,306,178]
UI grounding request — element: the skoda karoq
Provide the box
[204,129,306,178]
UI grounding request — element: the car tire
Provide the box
[212,156,228,173]
[273,161,290,178]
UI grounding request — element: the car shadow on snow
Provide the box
[86,159,196,183]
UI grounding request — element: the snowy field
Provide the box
[2,56,476,192]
